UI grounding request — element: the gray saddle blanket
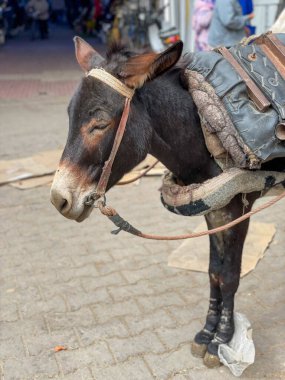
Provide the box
[187,33,285,166]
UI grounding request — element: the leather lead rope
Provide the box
[97,191,285,240]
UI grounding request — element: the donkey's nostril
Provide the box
[50,188,72,215]
[60,198,69,212]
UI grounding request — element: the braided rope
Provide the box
[98,201,116,217]
[87,68,135,99]
[241,34,258,46]
[117,160,160,186]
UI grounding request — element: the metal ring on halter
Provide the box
[84,193,106,207]
[84,193,95,206]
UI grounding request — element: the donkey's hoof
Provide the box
[203,352,221,368]
[191,341,207,358]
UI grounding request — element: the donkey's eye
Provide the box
[89,124,109,134]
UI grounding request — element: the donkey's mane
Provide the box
[106,42,138,60]
[106,42,191,73]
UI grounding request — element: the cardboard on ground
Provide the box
[168,222,276,277]
[0,150,165,189]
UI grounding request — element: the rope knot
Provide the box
[98,201,117,217]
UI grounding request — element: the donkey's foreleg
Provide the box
[191,226,224,358]
[191,193,258,367]
[204,218,250,367]
[204,194,257,367]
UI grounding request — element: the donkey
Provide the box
[50,37,285,367]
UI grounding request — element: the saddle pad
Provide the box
[187,33,285,164]
[161,169,285,216]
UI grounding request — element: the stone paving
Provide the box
[1,26,285,380]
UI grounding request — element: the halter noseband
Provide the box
[85,69,134,206]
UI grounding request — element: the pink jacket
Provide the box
[193,0,215,51]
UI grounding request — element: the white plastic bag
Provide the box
[218,312,255,377]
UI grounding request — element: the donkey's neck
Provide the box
[137,70,219,184]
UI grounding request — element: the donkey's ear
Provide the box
[74,36,104,72]
[121,41,183,89]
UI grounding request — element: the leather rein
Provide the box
[84,69,285,240]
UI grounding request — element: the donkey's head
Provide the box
[50,37,183,222]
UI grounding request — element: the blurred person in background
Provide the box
[15,0,26,30]
[50,0,65,23]
[2,0,17,37]
[208,0,254,48]
[73,0,95,35]
[26,0,49,39]
[193,0,215,51]
[238,0,253,18]
[93,0,103,30]
[5,0,26,36]
[239,0,255,36]
[65,0,79,28]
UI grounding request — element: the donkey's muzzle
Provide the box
[50,165,96,222]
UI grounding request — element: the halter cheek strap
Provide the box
[85,69,134,202]
[95,97,131,198]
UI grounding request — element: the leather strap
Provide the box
[98,191,285,240]
[255,32,285,81]
[95,98,131,198]
[217,47,271,112]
